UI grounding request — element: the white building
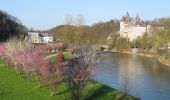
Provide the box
[120,12,164,41]
[28,32,53,43]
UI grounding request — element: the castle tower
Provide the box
[120,11,131,37]
[135,14,142,26]
[124,11,131,24]
[121,16,125,22]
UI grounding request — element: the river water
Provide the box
[93,53,170,100]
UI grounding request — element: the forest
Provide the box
[0,10,27,42]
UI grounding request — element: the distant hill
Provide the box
[47,25,76,40]
[47,19,119,44]
[0,10,28,42]
[146,17,170,29]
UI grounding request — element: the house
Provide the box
[28,32,40,43]
[39,33,53,43]
[28,32,53,43]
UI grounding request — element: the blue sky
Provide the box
[0,0,170,30]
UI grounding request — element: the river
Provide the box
[93,53,170,100]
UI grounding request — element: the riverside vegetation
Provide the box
[0,38,139,100]
[108,29,170,66]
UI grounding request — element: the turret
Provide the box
[124,11,131,24]
[135,13,142,26]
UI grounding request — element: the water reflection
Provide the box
[93,53,170,100]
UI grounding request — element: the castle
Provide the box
[120,12,164,41]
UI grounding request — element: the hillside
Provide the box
[47,19,119,44]
[0,10,28,42]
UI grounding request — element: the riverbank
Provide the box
[157,55,170,67]
[0,61,139,100]
[111,50,155,58]
[110,49,170,67]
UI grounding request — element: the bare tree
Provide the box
[75,14,86,44]
[76,14,85,26]
[64,15,75,25]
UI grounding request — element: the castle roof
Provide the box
[135,14,143,26]
[122,12,145,26]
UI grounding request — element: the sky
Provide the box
[0,0,170,30]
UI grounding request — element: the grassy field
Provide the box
[0,60,139,100]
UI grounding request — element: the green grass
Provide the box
[49,52,77,62]
[63,52,79,59]
[0,60,139,100]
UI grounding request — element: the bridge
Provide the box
[93,44,108,50]
[99,45,108,49]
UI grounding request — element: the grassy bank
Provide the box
[0,63,139,100]
[157,55,170,67]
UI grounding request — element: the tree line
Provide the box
[47,15,170,50]
[1,10,170,49]
[47,15,119,45]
